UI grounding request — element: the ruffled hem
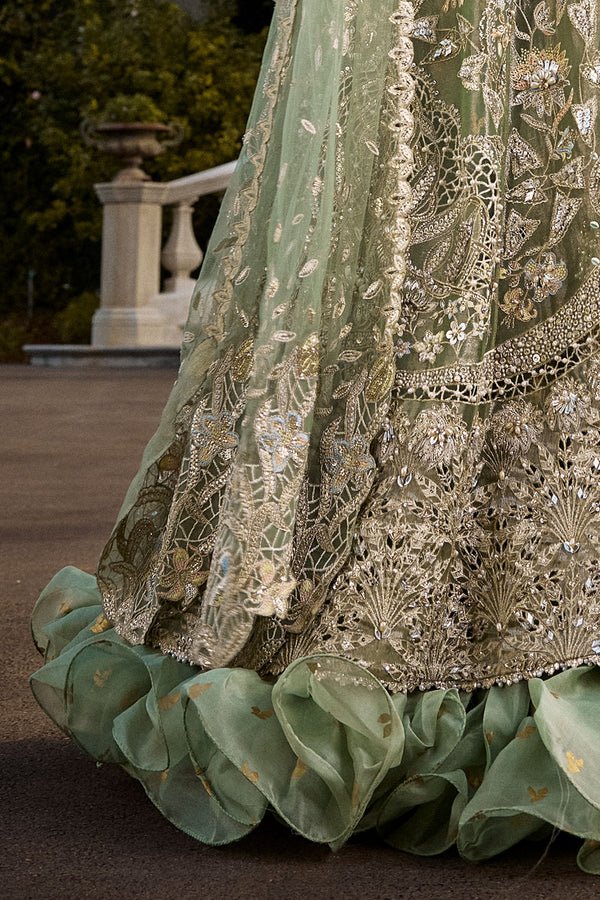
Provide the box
[30,567,600,873]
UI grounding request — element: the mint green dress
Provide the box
[31,0,600,872]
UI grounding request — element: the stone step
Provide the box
[23,344,180,368]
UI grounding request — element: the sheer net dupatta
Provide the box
[97,0,417,668]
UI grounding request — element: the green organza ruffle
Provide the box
[30,567,600,873]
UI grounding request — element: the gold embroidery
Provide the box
[95,1,600,694]
[274,357,600,690]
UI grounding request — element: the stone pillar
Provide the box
[92,181,172,347]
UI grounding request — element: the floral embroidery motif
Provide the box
[191,411,239,468]
[513,45,570,114]
[257,412,310,474]
[325,436,376,494]
[157,548,206,603]
[547,379,591,431]
[523,253,567,303]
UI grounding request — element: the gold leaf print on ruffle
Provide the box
[158,692,181,711]
[195,767,214,797]
[188,682,213,700]
[251,706,274,720]
[566,751,585,774]
[517,725,537,740]
[242,762,260,784]
[378,713,393,738]
[528,786,549,803]
[90,614,111,634]
[93,669,112,689]
[291,758,308,780]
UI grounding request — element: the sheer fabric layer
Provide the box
[97,0,417,669]
[30,569,600,874]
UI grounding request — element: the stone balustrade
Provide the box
[91,160,236,348]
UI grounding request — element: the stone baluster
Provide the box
[149,200,204,340]
[161,202,204,295]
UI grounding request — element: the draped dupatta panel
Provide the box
[99,0,417,670]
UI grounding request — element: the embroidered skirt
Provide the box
[31,0,600,871]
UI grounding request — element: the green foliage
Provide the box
[54,291,100,343]
[98,93,166,123]
[0,0,268,358]
[0,316,30,363]
[0,312,59,363]
[233,0,274,32]
[179,1,274,30]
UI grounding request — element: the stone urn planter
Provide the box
[81,120,183,182]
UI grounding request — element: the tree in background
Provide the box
[0,0,269,359]
[176,0,274,31]
[232,0,275,32]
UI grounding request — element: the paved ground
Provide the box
[1,364,598,900]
